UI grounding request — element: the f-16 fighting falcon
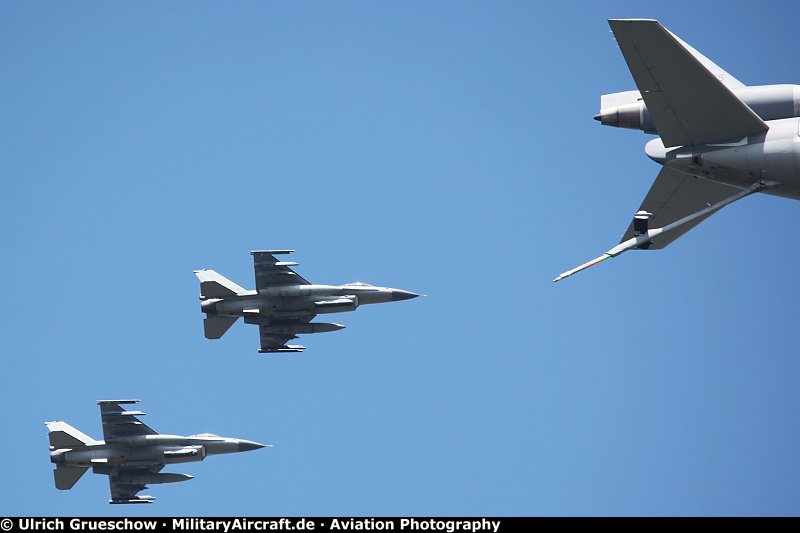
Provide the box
[554,19,800,281]
[195,250,420,353]
[47,400,266,504]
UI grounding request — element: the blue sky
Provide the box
[3,0,800,517]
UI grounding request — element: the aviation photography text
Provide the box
[9,518,504,533]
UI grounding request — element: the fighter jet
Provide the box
[195,250,420,353]
[47,400,266,504]
[554,19,800,282]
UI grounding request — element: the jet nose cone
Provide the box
[391,289,419,302]
[594,113,602,122]
[238,439,267,452]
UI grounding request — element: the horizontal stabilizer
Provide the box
[53,465,88,490]
[609,19,768,146]
[194,270,248,297]
[600,90,642,110]
[46,421,96,448]
[204,315,239,339]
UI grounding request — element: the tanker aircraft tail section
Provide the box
[609,19,767,148]
[554,19,800,282]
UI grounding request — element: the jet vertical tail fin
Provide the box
[46,421,95,491]
[203,316,239,339]
[46,421,97,448]
[53,465,89,490]
[194,270,248,297]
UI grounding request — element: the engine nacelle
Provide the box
[163,445,206,464]
[598,84,800,134]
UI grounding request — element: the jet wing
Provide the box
[98,400,157,443]
[609,19,768,147]
[620,166,744,249]
[108,466,161,504]
[251,250,311,290]
[258,321,307,353]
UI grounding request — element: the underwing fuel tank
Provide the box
[261,322,345,335]
[115,473,193,485]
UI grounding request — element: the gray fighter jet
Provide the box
[195,250,420,353]
[555,20,800,281]
[47,400,266,504]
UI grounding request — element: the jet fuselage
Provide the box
[201,283,418,319]
[645,117,800,200]
[50,435,264,468]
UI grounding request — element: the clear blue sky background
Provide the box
[3,0,800,517]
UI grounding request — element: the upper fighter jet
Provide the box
[554,19,800,281]
[47,400,266,504]
[195,250,419,353]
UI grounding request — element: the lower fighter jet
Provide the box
[195,250,420,353]
[47,400,266,504]
[554,19,800,281]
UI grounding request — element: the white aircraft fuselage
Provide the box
[645,117,800,201]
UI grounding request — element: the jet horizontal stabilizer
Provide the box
[609,19,768,147]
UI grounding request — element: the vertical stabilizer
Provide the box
[194,270,248,297]
[46,421,97,448]
[203,316,240,339]
[53,465,89,490]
